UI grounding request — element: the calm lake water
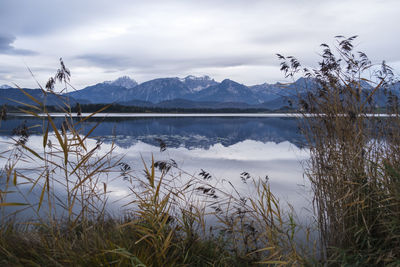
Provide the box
[0,114,312,222]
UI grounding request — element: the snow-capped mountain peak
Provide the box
[104,76,138,89]
[183,75,212,81]
[180,75,217,92]
[0,84,12,89]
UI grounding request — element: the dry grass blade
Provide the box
[37,179,47,212]
[17,108,41,118]
[79,119,103,145]
[7,98,41,111]
[43,121,49,148]
[246,246,276,255]
[26,66,47,95]
[19,143,44,161]
[46,113,69,165]
[74,104,111,125]
[360,79,384,111]
[0,202,29,206]
[13,169,17,186]
[71,158,107,191]
[69,148,97,176]
[14,85,43,107]
[141,155,155,188]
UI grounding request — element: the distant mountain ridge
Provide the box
[1,75,399,111]
[0,88,85,107]
[65,75,295,106]
[125,77,191,103]
[67,83,129,103]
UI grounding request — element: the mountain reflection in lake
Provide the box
[0,115,311,220]
[1,116,306,149]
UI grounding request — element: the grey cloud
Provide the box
[0,0,399,87]
[76,54,133,69]
[0,0,150,36]
[76,53,275,71]
[166,55,276,68]
[0,73,9,81]
[0,33,37,55]
[252,30,321,47]
[0,68,11,74]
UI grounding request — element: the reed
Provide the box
[279,36,400,265]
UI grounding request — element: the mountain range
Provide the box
[1,75,399,111]
[65,75,311,109]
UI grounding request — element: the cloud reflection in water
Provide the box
[0,116,312,222]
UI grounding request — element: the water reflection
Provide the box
[1,116,306,149]
[0,115,311,222]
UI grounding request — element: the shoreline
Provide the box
[8,112,399,118]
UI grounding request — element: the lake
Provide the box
[0,114,312,223]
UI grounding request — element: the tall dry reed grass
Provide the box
[279,35,400,266]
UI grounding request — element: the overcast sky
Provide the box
[0,0,399,89]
